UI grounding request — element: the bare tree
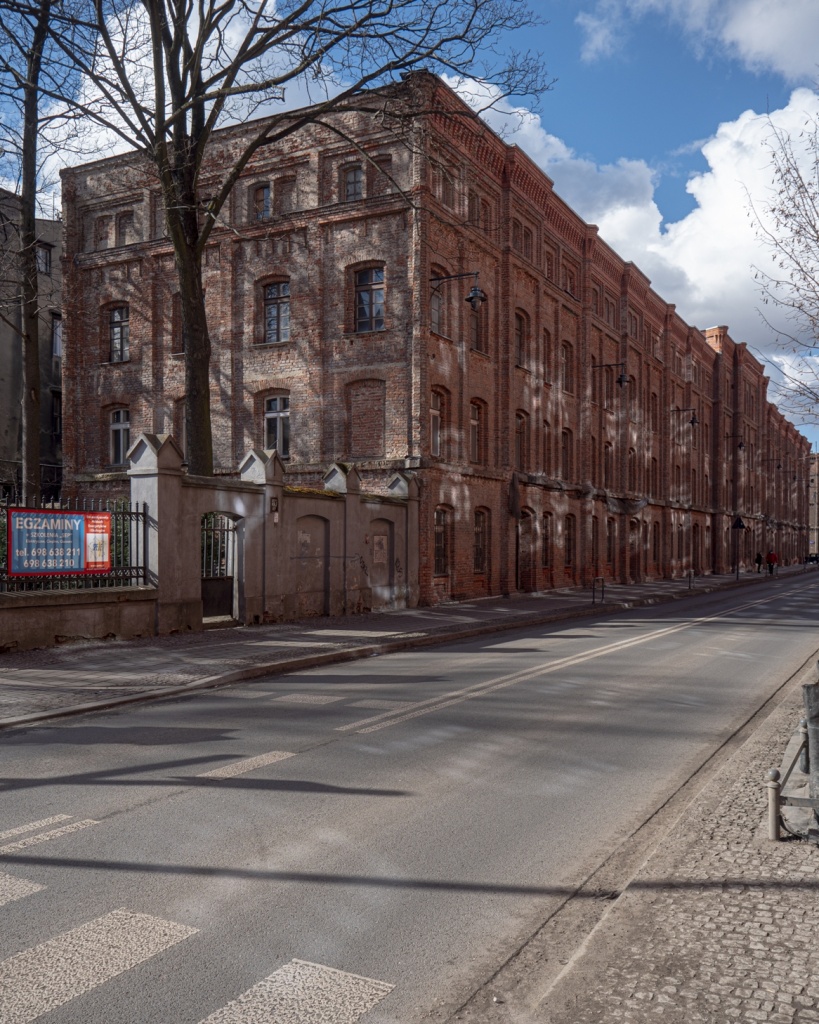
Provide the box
[0,0,91,501]
[31,0,545,475]
[752,110,819,424]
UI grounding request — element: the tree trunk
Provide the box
[176,240,214,476]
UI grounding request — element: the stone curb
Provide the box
[0,568,808,732]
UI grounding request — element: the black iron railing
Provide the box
[0,497,149,593]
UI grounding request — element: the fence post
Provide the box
[766,769,781,841]
[800,717,810,776]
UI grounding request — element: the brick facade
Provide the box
[60,74,811,604]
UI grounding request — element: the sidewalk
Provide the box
[533,660,819,1024]
[0,564,812,730]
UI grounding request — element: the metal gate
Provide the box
[201,513,236,618]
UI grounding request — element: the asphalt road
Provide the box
[1,575,818,1024]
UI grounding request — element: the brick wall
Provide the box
[60,73,811,605]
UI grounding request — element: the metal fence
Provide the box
[0,497,148,593]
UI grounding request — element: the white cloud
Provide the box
[576,0,819,82]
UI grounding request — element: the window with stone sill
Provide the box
[473,508,489,573]
[343,165,364,203]
[264,394,290,458]
[263,281,290,345]
[253,183,271,221]
[354,267,385,332]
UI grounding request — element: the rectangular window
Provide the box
[344,166,364,202]
[564,515,575,566]
[51,314,62,359]
[254,184,271,221]
[264,282,290,344]
[109,306,129,362]
[36,244,52,274]
[430,286,443,335]
[430,392,442,458]
[265,396,290,458]
[541,513,551,568]
[355,268,385,332]
[473,510,488,573]
[470,403,482,463]
[51,392,62,443]
[110,408,130,465]
[434,508,449,575]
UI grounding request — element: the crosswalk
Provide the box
[0,812,396,1023]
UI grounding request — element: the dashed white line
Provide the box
[0,820,98,856]
[198,751,296,779]
[0,908,197,1024]
[0,815,72,842]
[273,694,346,704]
[197,958,394,1024]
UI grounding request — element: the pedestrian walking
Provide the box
[766,549,778,575]
[755,551,763,573]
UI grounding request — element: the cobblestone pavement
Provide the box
[0,565,813,728]
[538,673,819,1024]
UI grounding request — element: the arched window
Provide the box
[653,521,660,563]
[603,442,613,488]
[543,420,551,474]
[628,447,637,492]
[542,329,552,381]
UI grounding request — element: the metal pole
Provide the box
[800,717,810,776]
[766,769,781,841]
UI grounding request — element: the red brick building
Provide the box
[60,73,810,604]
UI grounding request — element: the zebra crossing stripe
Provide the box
[0,820,98,856]
[198,751,295,779]
[0,871,45,908]
[0,815,72,843]
[198,958,394,1024]
[0,908,197,1024]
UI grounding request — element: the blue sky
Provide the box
[476,0,819,446]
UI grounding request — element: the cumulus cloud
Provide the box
[576,0,819,82]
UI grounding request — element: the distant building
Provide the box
[60,73,810,605]
[0,188,63,498]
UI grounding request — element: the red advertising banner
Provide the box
[7,509,112,576]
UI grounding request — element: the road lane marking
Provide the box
[344,589,797,734]
[0,871,45,908]
[273,694,346,704]
[350,699,415,710]
[197,751,296,779]
[0,815,72,842]
[0,820,98,856]
[197,958,394,1024]
[0,908,197,1024]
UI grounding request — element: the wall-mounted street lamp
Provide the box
[592,362,629,387]
[726,434,745,451]
[429,271,487,311]
[672,408,699,427]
